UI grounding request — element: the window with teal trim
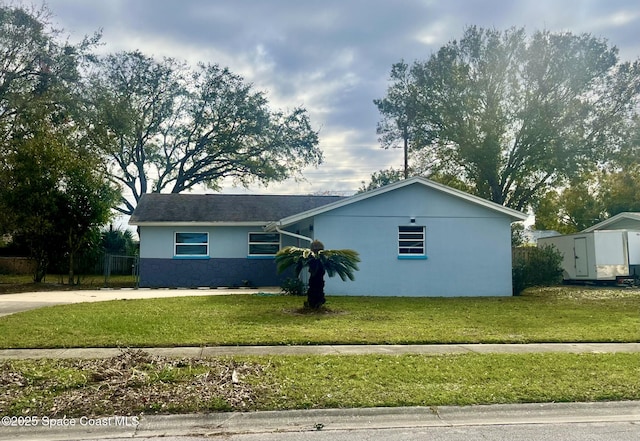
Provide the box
[248,232,280,256]
[175,232,209,256]
[398,226,425,256]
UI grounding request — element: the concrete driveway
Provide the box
[0,287,280,317]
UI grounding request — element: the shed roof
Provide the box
[129,193,345,225]
[581,212,640,232]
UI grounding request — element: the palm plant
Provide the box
[275,240,360,309]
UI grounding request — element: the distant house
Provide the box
[130,177,527,296]
[523,229,561,245]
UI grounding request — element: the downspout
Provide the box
[274,226,313,287]
[275,227,313,244]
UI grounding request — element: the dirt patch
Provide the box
[282,306,348,316]
[524,285,640,300]
[0,349,266,417]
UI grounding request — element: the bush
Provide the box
[280,277,306,296]
[512,245,563,295]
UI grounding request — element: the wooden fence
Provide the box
[0,257,36,275]
[512,247,536,263]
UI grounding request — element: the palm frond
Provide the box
[318,249,361,281]
[276,245,360,281]
[275,246,312,276]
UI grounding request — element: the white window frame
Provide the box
[174,232,209,257]
[398,225,426,257]
[248,232,281,257]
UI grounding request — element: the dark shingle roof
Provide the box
[129,193,345,224]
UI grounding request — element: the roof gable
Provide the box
[130,193,345,225]
[581,212,640,232]
[269,176,527,229]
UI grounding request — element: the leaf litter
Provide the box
[0,349,266,417]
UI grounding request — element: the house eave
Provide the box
[130,221,270,227]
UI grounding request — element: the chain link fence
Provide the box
[103,254,139,287]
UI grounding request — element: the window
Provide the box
[398,226,426,256]
[175,232,209,256]
[248,232,280,256]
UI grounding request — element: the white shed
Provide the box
[538,230,640,284]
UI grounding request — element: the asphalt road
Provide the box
[10,422,640,441]
[82,422,640,441]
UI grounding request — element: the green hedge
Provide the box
[512,246,563,295]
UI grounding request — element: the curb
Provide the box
[2,401,639,440]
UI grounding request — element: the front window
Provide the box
[248,232,280,256]
[398,226,425,256]
[175,232,209,256]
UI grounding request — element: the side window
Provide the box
[398,226,425,256]
[248,232,280,256]
[175,232,209,256]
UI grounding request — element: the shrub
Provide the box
[280,277,306,296]
[512,245,563,295]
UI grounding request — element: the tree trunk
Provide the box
[68,250,75,285]
[305,259,326,309]
[33,257,47,283]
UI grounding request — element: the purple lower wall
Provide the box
[138,258,289,288]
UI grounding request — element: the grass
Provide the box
[0,274,137,293]
[0,286,638,348]
[1,286,639,416]
[2,351,639,416]
[253,352,640,409]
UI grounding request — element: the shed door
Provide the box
[574,237,589,277]
[628,232,640,265]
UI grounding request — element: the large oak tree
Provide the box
[86,52,323,215]
[375,26,640,211]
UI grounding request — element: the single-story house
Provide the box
[130,177,527,296]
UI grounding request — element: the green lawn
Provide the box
[2,351,639,416]
[1,286,639,416]
[253,352,640,410]
[0,287,638,348]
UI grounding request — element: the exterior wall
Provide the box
[311,183,515,297]
[139,225,258,259]
[138,257,287,287]
[138,225,287,287]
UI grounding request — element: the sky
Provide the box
[34,0,640,197]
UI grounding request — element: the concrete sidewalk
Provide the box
[1,342,640,360]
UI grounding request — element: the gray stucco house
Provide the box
[130,177,527,296]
